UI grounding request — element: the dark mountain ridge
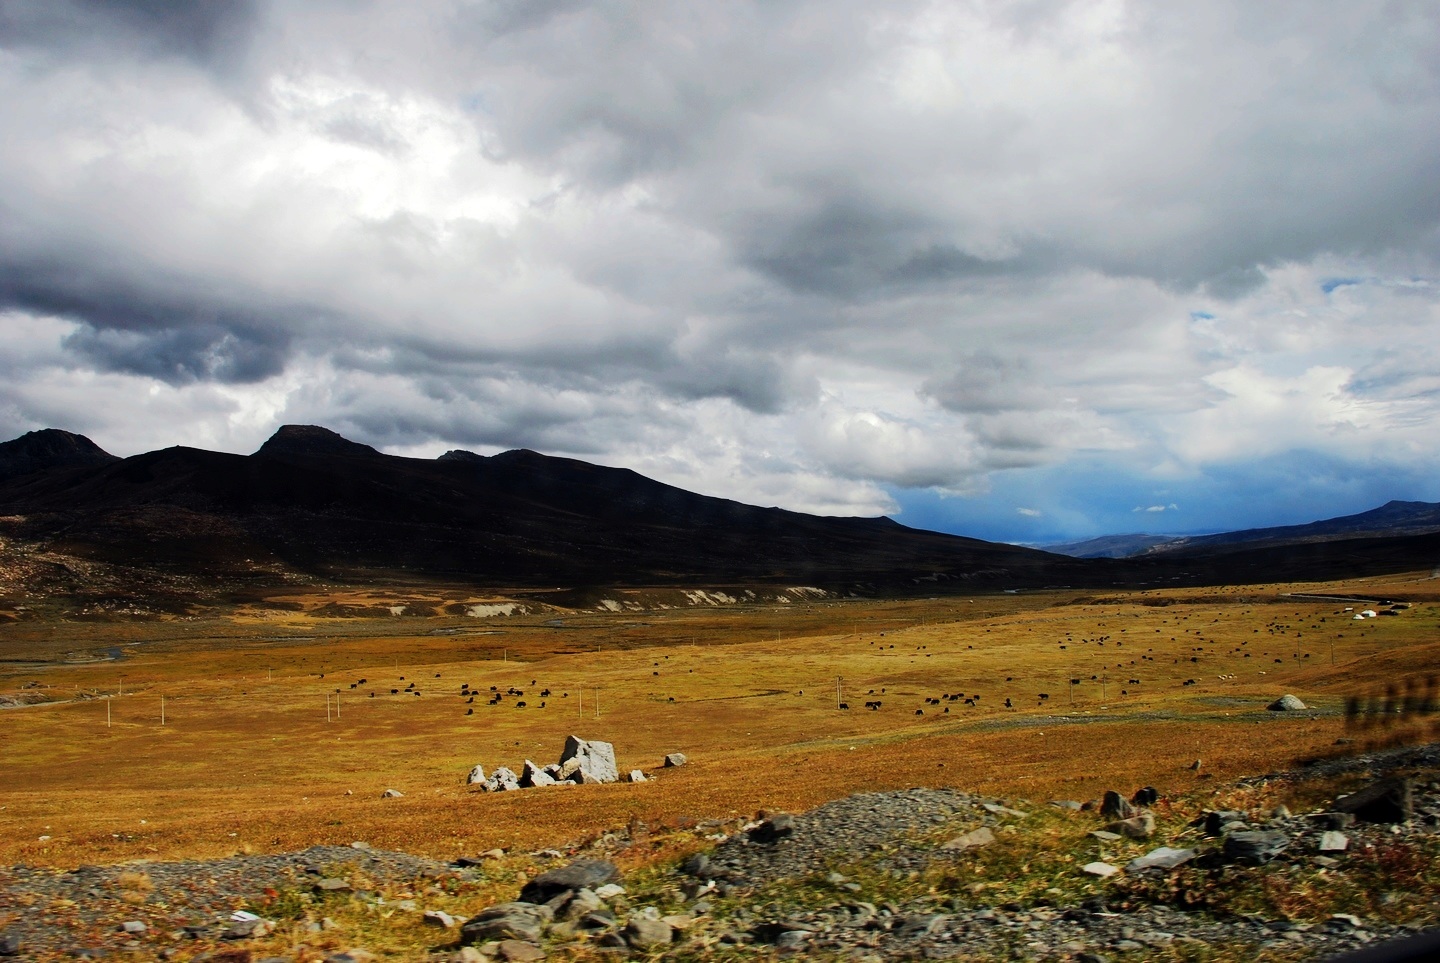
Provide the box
[1047,500,1440,559]
[0,426,1094,594]
[1,425,1435,600]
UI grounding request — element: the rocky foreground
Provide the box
[2,744,1438,962]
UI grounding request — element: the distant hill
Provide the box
[1042,534,1176,559]
[0,425,1099,599]
[0,428,118,483]
[1151,500,1440,556]
[1044,501,1440,559]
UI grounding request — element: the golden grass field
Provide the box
[3,571,1439,872]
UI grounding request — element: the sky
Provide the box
[1,0,1438,545]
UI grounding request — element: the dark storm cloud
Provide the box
[0,0,259,70]
[0,254,294,384]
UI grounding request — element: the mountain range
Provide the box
[1,426,1437,606]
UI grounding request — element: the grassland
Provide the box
[2,571,1438,874]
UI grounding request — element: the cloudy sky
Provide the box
[2,0,1438,544]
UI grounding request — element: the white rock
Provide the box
[1082,862,1120,877]
[560,735,619,783]
[466,764,486,785]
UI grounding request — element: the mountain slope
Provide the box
[1152,499,1440,555]
[0,426,1096,594]
[0,428,119,483]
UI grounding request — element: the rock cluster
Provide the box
[467,735,618,792]
[467,738,686,791]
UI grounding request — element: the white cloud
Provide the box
[1,1,1438,534]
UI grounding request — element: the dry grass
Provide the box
[2,572,1438,871]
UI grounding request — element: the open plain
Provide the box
[4,571,1438,875]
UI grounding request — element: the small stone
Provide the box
[1334,777,1414,824]
[663,752,688,767]
[120,921,147,934]
[624,917,673,949]
[560,888,604,921]
[626,770,647,783]
[460,903,555,945]
[484,767,522,793]
[941,827,995,851]
[1268,694,1307,711]
[495,940,546,962]
[1312,855,1340,868]
[594,883,626,900]
[1050,800,1083,811]
[0,934,18,958]
[349,841,371,850]
[381,788,404,798]
[1088,830,1122,842]
[1125,847,1196,872]
[315,878,352,893]
[1319,831,1349,852]
[451,949,485,963]
[1329,914,1365,929]
[519,860,619,904]
[748,813,796,843]
[1100,791,1136,819]
[466,764,486,785]
[424,910,458,928]
[520,760,556,788]
[1224,830,1290,865]
[1082,862,1120,878]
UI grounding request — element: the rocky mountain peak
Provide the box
[254,425,382,459]
[0,428,119,482]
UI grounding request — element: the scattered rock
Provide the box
[423,910,458,928]
[380,788,404,798]
[1100,791,1136,819]
[1268,694,1307,711]
[624,917,674,949]
[664,752,688,767]
[485,767,522,793]
[518,860,619,904]
[1223,830,1289,865]
[626,769,647,783]
[559,735,619,784]
[1082,862,1120,878]
[1334,777,1414,824]
[120,921,147,934]
[1132,787,1160,807]
[495,940,546,962]
[1204,811,1247,836]
[0,933,17,957]
[460,903,554,944]
[520,760,556,788]
[1126,847,1196,872]
[594,883,626,900]
[748,813,796,843]
[1319,831,1350,852]
[466,764,486,785]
